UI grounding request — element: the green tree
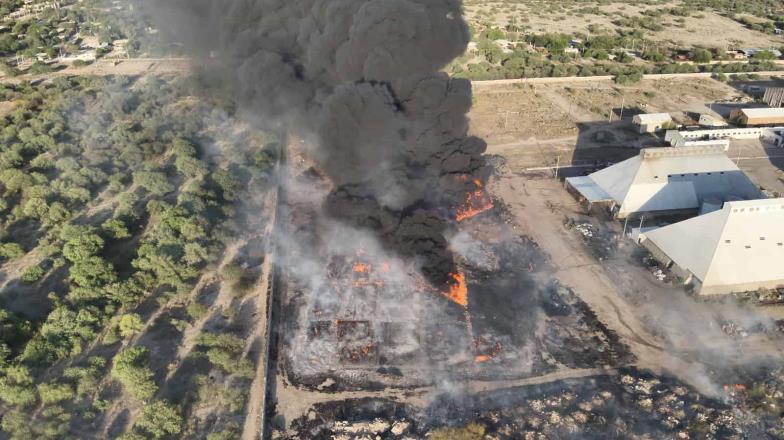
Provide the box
[69,256,116,288]
[693,48,713,63]
[133,171,174,196]
[211,169,239,201]
[112,346,158,401]
[37,382,75,406]
[103,218,131,239]
[197,332,254,377]
[21,264,46,282]
[0,242,24,260]
[22,197,49,219]
[62,226,104,262]
[0,365,37,407]
[118,313,144,338]
[175,155,207,178]
[134,400,182,438]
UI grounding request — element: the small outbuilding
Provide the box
[730,107,784,126]
[633,113,673,134]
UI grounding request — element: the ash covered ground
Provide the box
[285,366,784,440]
[277,150,633,391]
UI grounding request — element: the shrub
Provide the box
[0,242,23,260]
[37,382,75,405]
[186,301,208,321]
[21,264,46,283]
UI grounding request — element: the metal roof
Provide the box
[739,107,784,118]
[642,198,784,288]
[633,113,672,124]
[565,176,613,203]
[575,145,763,216]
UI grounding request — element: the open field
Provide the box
[463,0,784,49]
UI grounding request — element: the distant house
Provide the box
[565,145,764,219]
[640,198,784,295]
[730,107,784,127]
[633,113,673,134]
[726,50,747,60]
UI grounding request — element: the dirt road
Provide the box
[0,58,191,83]
[471,70,784,88]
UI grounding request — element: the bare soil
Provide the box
[470,78,746,169]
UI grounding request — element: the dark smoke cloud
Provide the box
[142,0,488,283]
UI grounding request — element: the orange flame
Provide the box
[442,271,468,307]
[474,355,492,363]
[455,178,494,222]
[353,263,371,274]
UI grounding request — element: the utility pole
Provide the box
[554,155,560,179]
[619,96,626,120]
[639,215,645,230]
[622,216,629,238]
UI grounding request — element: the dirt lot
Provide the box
[468,83,576,143]
[470,77,749,170]
[463,0,784,49]
[488,157,784,392]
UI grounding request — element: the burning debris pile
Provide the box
[140,0,634,392]
[285,368,784,439]
[279,163,633,390]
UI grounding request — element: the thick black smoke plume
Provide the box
[143,0,488,283]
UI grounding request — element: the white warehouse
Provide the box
[640,198,784,295]
[565,145,763,219]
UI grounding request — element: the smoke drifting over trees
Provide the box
[142,0,489,283]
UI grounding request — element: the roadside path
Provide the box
[1,57,780,87]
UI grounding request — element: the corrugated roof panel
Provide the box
[565,176,613,202]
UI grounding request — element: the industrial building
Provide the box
[565,145,763,219]
[633,113,673,134]
[730,107,784,127]
[640,198,784,295]
[665,127,784,148]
